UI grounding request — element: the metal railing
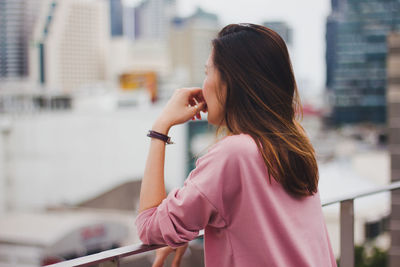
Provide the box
[48,181,400,267]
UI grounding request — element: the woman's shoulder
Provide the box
[209,133,259,156]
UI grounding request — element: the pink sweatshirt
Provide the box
[135,133,337,267]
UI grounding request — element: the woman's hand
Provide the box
[152,243,189,267]
[152,88,207,134]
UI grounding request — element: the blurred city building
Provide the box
[110,0,124,37]
[0,106,188,212]
[119,71,158,102]
[29,0,110,92]
[262,21,293,46]
[0,209,132,266]
[123,5,136,40]
[0,86,72,113]
[134,0,177,41]
[325,0,341,95]
[107,0,179,103]
[326,0,400,124]
[107,37,169,103]
[0,0,41,81]
[109,37,169,79]
[169,7,219,87]
[388,32,400,267]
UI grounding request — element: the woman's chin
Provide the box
[207,118,220,127]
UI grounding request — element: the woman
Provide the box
[135,23,336,267]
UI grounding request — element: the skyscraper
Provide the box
[326,0,400,124]
[169,7,219,86]
[110,0,123,37]
[123,6,136,40]
[134,0,177,40]
[325,0,343,91]
[0,0,40,80]
[31,0,110,92]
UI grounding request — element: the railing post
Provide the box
[340,199,354,267]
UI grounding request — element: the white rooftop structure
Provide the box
[0,209,135,266]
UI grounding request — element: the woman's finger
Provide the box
[192,92,204,103]
[187,87,203,94]
[156,87,206,127]
[201,102,208,113]
[188,98,196,107]
[192,101,205,114]
[187,88,204,101]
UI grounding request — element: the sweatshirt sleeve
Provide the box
[135,139,241,248]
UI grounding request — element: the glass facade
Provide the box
[0,0,40,80]
[0,0,25,79]
[326,0,400,124]
[110,0,123,37]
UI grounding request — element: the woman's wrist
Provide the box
[152,119,172,135]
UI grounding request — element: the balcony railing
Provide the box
[48,181,400,267]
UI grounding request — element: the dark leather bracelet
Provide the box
[147,130,174,144]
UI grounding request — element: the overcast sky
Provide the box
[125,0,331,94]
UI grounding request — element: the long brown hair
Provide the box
[211,23,318,198]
